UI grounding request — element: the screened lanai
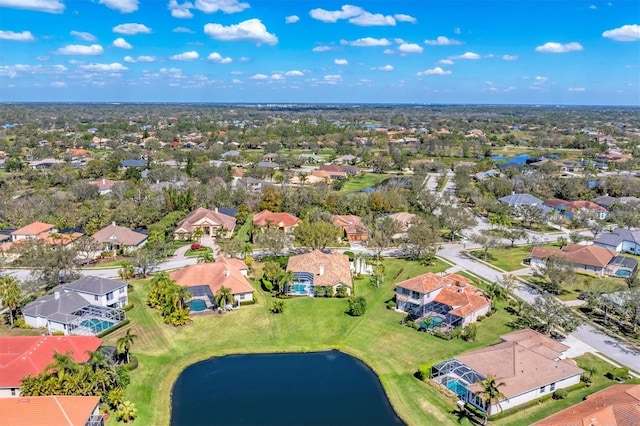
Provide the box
[430,359,487,411]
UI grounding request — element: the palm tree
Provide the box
[116,400,138,423]
[477,374,507,423]
[192,227,205,243]
[215,286,235,308]
[276,270,293,296]
[116,329,138,364]
[118,260,135,281]
[197,250,214,263]
[0,276,22,327]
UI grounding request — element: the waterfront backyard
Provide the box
[106,258,619,425]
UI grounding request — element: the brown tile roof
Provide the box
[0,336,101,388]
[169,257,253,296]
[395,272,470,294]
[458,329,583,399]
[387,212,417,232]
[253,210,301,228]
[531,244,616,268]
[286,249,352,288]
[500,328,569,359]
[332,215,368,237]
[37,231,83,246]
[433,283,491,318]
[532,384,640,426]
[88,177,122,191]
[175,207,236,234]
[0,395,100,426]
[92,223,147,246]
[11,222,55,237]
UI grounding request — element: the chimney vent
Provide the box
[319,265,324,276]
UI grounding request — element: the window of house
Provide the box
[94,295,99,301]
[11,388,16,396]
[119,287,125,294]
[107,292,114,301]
[550,383,556,391]
[240,294,245,300]
[539,386,545,393]
[411,291,420,299]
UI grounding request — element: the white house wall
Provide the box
[488,374,581,414]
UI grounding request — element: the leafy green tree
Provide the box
[531,293,580,335]
[367,216,400,256]
[403,216,440,262]
[293,220,341,250]
[534,256,576,294]
[254,227,288,256]
[346,296,367,316]
[471,232,502,261]
[116,329,138,364]
[0,276,22,327]
[440,204,477,241]
[107,387,124,410]
[197,250,214,263]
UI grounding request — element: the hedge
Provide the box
[96,319,131,338]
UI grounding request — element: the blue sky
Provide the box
[0,0,638,105]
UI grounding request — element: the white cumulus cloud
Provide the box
[251,73,269,80]
[452,51,480,59]
[398,43,423,53]
[383,48,394,54]
[568,87,586,92]
[204,19,277,45]
[171,51,199,60]
[309,5,362,23]
[312,45,332,52]
[80,62,128,71]
[70,30,96,42]
[50,81,67,87]
[0,0,64,13]
[323,74,342,84]
[113,23,152,35]
[602,24,640,41]
[285,70,303,76]
[334,58,348,65]
[112,38,132,49]
[285,15,299,24]
[377,64,393,71]
[207,52,232,63]
[349,37,391,47]
[417,67,451,76]
[99,0,138,13]
[0,30,35,42]
[502,54,518,60]
[394,14,416,23]
[173,26,195,33]
[424,36,461,46]
[55,44,104,55]
[349,12,396,27]
[168,0,194,18]
[438,58,454,65]
[194,0,249,14]
[535,42,583,53]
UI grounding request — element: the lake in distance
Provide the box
[171,351,405,426]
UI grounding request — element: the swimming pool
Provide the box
[446,379,468,396]
[189,299,207,311]
[420,317,443,330]
[616,270,631,277]
[80,318,114,333]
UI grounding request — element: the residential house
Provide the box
[253,210,301,234]
[593,195,640,210]
[544,198,608,220]
[221,150,241,159]
[431,329,583,415]
[174,207,236,240]
[169,257,253,308]
[530,244,617,276]
[395,273,491,330]
[285,249,352,296]
[333,154,359,165]
[88,178,122,195]
[0,335,101,397]
[533,384,640,426]
[333,215,368,242]
[386,212,417,233]
[23,281,126,335]
[255,161,279,170]
[92,222,147,254]
[57,276,128,309]
[119,159,147,169]
[10,221,56,242]
[319,163,359,176]
[594,227,640,255]
[0,396,103,425]
[498,193,546,209]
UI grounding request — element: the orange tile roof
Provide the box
[169,257,253,296]
[253,210,301,228]
[0,395,100,426]
[332,215,368,237]
[0,336,101,388]
[286,249,352,288]
[433,283,491,318]
[37,232,83,246]
[396,272,470,294]
[532,244,616,268]
[10,222,55,236]
[533,384,640,426]
[175,207,236,234]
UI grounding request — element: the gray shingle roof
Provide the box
[594,228,640,248]
[60,276,127,296]
[23,292,89,324]
[498,193,544,207]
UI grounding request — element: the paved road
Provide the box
[438,243,640,371]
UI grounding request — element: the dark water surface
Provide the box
[171,351,405,426]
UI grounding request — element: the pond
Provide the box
[171,351,405,426]
[361,176,411,193]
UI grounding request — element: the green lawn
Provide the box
[339,173,391,193]
[233,216,253,242]
[184,246,213,257]
[105,258,515,426]
[470,245,533,271]
[522,274,627,302]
